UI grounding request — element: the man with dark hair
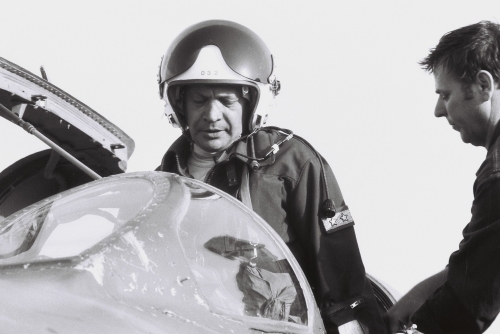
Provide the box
[387,21,500,333]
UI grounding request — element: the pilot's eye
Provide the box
[190,97,207,106]
[220,97,239,107]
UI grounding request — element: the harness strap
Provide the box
[240,164,253,210]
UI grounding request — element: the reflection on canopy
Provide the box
[0,179,154,264]
[178,180,308,325]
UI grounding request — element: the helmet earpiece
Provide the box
[242,86,250,100]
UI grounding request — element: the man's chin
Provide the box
[193,135,241,154]
[460,133,484,147]
[199,146,223,154]
[459,132,468,143]
[194,140,228,154]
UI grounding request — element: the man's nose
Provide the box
[204,100,223,122]
[434,98,447,118]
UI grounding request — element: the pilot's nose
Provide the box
[204,100,223,122]
[434,98,447,118]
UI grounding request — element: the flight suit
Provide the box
[159,127,386,333]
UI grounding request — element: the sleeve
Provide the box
[411,172,500,333]
[288,154,386,333]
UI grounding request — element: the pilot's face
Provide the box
[184,85,247,153]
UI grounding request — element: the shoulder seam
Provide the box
[290,156,315,197]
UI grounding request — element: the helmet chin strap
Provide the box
[192,129,259,164]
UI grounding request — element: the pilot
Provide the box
[156,20,386,333]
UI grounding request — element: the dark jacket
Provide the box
[412,124,500,333]
[159,127,386,333]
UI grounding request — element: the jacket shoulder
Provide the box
[255,127,320,159]
[253,127,325,180]
[478,135,500,179]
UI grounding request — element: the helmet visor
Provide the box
[160,20,274,84]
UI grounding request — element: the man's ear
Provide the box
[476,70,495,100]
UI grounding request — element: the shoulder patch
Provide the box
[322,209,354,233]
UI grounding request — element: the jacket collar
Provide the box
[214,130,276,167]
[488,121,500,151]
[161,129,278,172]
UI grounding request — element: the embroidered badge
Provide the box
[322,209,354,233]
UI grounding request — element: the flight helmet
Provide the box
[158,20,280,133]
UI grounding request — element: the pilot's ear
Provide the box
[476,70,495,101]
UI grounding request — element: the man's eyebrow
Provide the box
[189,91,209,98]
[216,94,239,101]
[435,89,447,94]
[216,92,238,97]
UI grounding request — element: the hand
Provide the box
[395,324,424,334]
[386,269,448,333]
[385,302,413,332]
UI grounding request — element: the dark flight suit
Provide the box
[159,127,386,333]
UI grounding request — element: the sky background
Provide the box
[1,0,500,330]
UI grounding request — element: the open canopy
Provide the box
[0,57,134,176]
[0,57,136,219]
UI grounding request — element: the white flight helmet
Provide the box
[158,20,280,134]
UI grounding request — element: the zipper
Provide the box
[324,298,364,317]
[175,155,189,177]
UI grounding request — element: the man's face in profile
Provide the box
[433,65,491,146]
[184,85,247,153]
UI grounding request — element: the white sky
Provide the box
[1,0,500,330]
